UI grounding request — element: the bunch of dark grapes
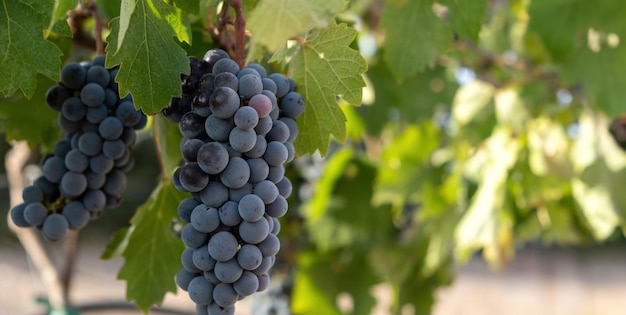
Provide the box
[9,55,147,241]
[164,49,303,315]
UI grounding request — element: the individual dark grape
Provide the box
[89,154,114,174]
[203,49,230,69]
[268,73,290,98]
[116,101,142,127]
[214,72,239,92]
[62,201,90,229]
[86,104,109,124]
[10,204,30,228]
[212,283,238,308]
[214,258,243,283]
[179,163,209,193]
[233,106,259,130]
[228,183,253,203]
[208,231,239,262]
[237,68,261,79]
[199,181,229,208]
[83,189,106,211]
[178,198,201,223]
[257,233,280,257]
[191,204,221,233]
[270,217,281,234]
[239,219,269,244]
[261,78,277,95]
[102,139,126,159]
[245,135,267,159]
[205,114,234,142]
[197,142,229,174]
[42,213,69,242]
[266,122,289,146]
[253,116,273,136]
[280,91,305,118]
[212,58,240,76]
[182,138,204,162]
[53,138,72,157]
[210,87,240,119]
[182,247,201,273]
[103,169,127,196]
[22,185,43,203]
[236,244,263,271]
[61,63,87,89]
[43,156,69,183]
[80,83,105,107]
[280,117,299,142]
[267,165,285,184]
[265,195,288,218]
[180,112,206,138]
[245,64,267,78]
[65,149,89,172]
[233,271,259,297]
[62,97,87,122]
[188,276,215,305]
[284,141,296,163]
[198,73,215,91]
[247,94,272,118]
[252,257,274,276]
[192,89,213,117]
[238,194,265,222]
[207,303,235,315]
[220,157,250,189]
[176,269,198,291]
[86,65,110,87]
[60,171,87,198]
[253,180,279,204]
[24,202,48,226]
[57,114,82,134]
[98,116,124,140]
[264,141,288,166]
[78,131,103,156]
[238,74,263,99]
[193,247,216,271]
[218,201,242,226]
[228,127,257,153]
[182,224,209,249]
[86,171,106,189]
[256,273,270,292]
[246,158,269,183]
[276,177,292,198]
[46,84,72,111]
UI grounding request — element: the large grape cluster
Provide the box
[9,55,147,242]
[165,49,303,315]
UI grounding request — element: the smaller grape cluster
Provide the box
[164,49,303,315]
[9,55,147,242]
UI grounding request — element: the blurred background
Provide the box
[4,0,626,314]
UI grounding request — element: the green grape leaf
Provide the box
[247,0,347,52]
[0,75,60,149]
[570,110,626,239]
[362,56,457,135]
[106,0,190,114]
[153,114,183,177]
[292,250,378,315]
[100,226,131,260]
[172,0,199,14]
[288,21,366,155]
[116,180,186,312]
[97,0,122,22]
[455,127,519,268]
[48,0,78,33]
[440,0,488,42]
[381,0,452,81]
[0,0,63,98]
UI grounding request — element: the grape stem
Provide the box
[88,0,106,55]
[231,0,246,68]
